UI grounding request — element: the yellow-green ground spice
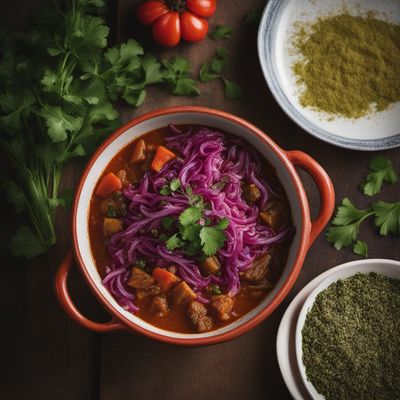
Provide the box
[302,273,400,400]
[292,13,400,118]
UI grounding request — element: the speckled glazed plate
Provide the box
[258,0,400,151]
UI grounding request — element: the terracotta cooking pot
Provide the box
[55,106,335,346]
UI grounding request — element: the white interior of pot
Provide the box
[75,111,305,339]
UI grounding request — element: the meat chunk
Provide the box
[241,253,272,283]
[136,284,160,300]
[103,217,123,238]
[127,267,155,289]
[259,200,288,232]
[210,295,234,321]
[187,301,213,333]
[117,169,127,184]
[243,183,261,204]
[200,256,221,275]
[150,295,169,316]
[170,282,197,305]
[196,315,213,333]
[187,301,207,324]
[130,138,146,164]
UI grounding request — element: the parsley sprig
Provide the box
[0,0,198,259]
[327,154,399,257]
[161,181,229,257]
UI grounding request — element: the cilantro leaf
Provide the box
[165,233,185,251]
[327,198,373,250]
[161,216,175,230]
[0,178,26,213]
[353,240,368,258]
[199,48,227,82]
[41,106,83,143]
[210,25,233,40]
[10,226,46,259]
[160,185,171,196]
[170,178,181,192]
[361,155,398,196]
[332,197,372,225]
[162,57,199,96]
[215,217,229,230]
[223,78,241,100]
[179,207,202,226]
[372,201,400,236]
[180,224,202,241]
[200,226,227,256]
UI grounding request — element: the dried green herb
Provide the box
[302,273,400,400]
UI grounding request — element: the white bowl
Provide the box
[295,258,400,399]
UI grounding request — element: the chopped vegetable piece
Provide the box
[200,255,221,275]
[127,267,155,289]
[130,138,147,164]
[170,281,197,305]
[210,284,222,295]
[259,200,288,231]
[96,172,122,198]
[151,145,176,172]
[103,217,123,238]
[117,169,127,184]
[210,295,234,321]
[152,267,179,293]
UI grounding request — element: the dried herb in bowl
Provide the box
[302,273,400,400]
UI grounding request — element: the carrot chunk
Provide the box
[95,172,122,198]
[151,146,176,172]
[152,267,179,293]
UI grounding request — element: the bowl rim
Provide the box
[257,0,400,151]
[295,258,400,399]
[71,105,312,346]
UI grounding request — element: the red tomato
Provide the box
[152,12,181,47]
[136,1,169,26]
[186,0,216,18]
[137,0,217,47]
[180,11,208,42]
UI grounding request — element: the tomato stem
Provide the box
[166,0,186,13]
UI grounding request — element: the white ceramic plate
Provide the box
[258,0,400,150]
[294,259,400,399]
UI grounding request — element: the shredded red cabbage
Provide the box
[102,125,292,312]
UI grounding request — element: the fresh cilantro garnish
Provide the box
[162,57,200,96]
[170,178,181,192]
[160,185,171,196]
[0,0,198,258]
[161,216,175,230]
[199,226,227,256]
[361,155,398,196]
[326,198,373,250]
[210,25,233,40]
[199,48,241,100]
[165,233,185,251]
[179,206,202,226]
[353,240,368,258]
[210,284,222,295]
[106,204,117,218]
[134,259,146,270]
[372,201,400,236]
[164,189,229,257]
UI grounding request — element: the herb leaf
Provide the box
[161,216,175,230]
[179,207,202,226]
[361,155,398,196]
[210,25,233,40]
[372,201,400,236]
[223,78,241,99]
[162,57,199,96]
[170,178,181,192]
[165,233,185,251]
[10,226,47,259]
[353,240,368,258]
[200,226,227,256]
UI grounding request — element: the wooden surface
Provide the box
[1,1,399,399]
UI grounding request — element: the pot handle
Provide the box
[55,251,126,333]
[286,150,335,248]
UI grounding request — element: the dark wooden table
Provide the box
[1,1,399,399]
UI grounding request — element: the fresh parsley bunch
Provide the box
[0,0,198,259]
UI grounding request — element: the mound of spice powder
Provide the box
[302,272,400,400]
[292,13,400,118]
